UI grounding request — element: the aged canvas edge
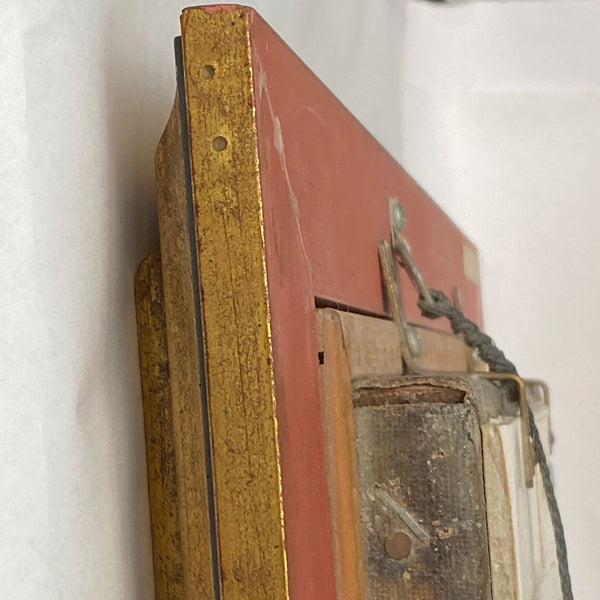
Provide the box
[180,6,289,600]
[351,381,493,598]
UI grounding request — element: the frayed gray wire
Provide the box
[418,289,573,600]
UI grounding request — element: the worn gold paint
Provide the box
[154,93,217,598]
[181,7,288,600]
[135,253,185,600]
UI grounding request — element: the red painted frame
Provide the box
[193,7,482,598]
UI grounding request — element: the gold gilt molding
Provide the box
[152,86,218,599]
[180,7,288,600]
[135,252,185,600]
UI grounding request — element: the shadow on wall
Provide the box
[102,1,188,596]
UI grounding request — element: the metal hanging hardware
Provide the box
[389,200,434,309]
[381,198,537,487]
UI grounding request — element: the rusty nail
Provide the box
[384,531,412,560]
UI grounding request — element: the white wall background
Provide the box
[2,1,598,598]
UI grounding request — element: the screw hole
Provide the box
[202,64,215,80]
[212,136,228,152]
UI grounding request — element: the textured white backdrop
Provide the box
[2,1,597,598]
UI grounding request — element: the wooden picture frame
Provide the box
[135,6,559,599]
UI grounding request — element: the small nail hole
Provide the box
[318,352,325,365]
[202,65,215,80]
[212,136,228,151]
